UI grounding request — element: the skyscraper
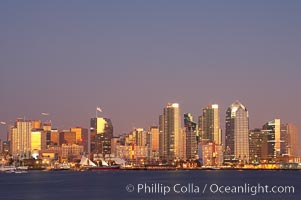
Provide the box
[262,119,282,160]
[135,128,147,147]
[249,128,264,164]
[199,104,221,145]
[160,103,181,162]
[90,117,113,157]
[150,126,159,160]
[184,113,198,160]
[225,101,249,162]
[286,123,299,157]
[150,126,159,152]
[159,115,164,159]
[11,119,32,158]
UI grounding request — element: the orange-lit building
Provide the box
[70,127,88,153]
[32,120,42,129]
[202,142,223,166]
[61,144,83,161]
[50,129,59,146]
[59,131,76,145]
[43,121,52,131]
[150,126,159,160]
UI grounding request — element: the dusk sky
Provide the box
[1,1,301,141]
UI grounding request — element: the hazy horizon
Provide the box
[1,1,301,147]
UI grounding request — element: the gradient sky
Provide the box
[1,1,301,142]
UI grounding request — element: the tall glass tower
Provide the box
[90,117,113,157]
[262,119,281,160]
[199,104,221,145]
[160,103,180,162]
[184,113,198,160]
[225,101,249,162]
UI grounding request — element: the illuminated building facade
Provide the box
[202,142,223,166]
[285,123,299,157]
[31,129,47,152]
[159,115,164,160]
[249,128,264,164]
[184,113,198,160]
[59,130,76,145]
[70,127,89,153]
[11,119,32,158]
[262,119,282,160]
[150,126,159,152]
[61,144,83,161]
[90,117,113,157]
[135,128,147,147]
[225,101,249,162]
[31,120,42,129]
[160,103,181,162]
[43,121,52,131]
[199,104,221,145]
[50,129,59,146]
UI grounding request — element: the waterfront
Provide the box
[0,170,300,200]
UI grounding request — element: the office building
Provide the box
[90,117,113,156]
[199,104,221,144]
[285,123,299,157]
[261,119,283,162]
[31,129,47,152]
[11,119,32,158]
[249,128,264,164]
[59,130,76,145]
[160,103,181,162]
[50,129,59,146]
[61,144,83,161]
[225,101,249,162]
[184,113,198,160]
[70,127,89,153]
[202,142,223,167]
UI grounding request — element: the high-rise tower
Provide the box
[262,119,281,160]
[160,103,180,162]
[11,119,32,158]
[90,117,113,157]
[225,101,249,162]
[184,113,198,160]
[199,104,221,144]
[286,123,299,157]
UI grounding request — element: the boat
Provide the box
[17,166,29,170]
[5,169,15,173]
[89,159,120,170]
[0,165,16,172]
[14,169,28,174]
[80,156,120,170]
[14,171,28,174]
[1,165,28,174]
[80,155,97,169]
[52,162,71,171]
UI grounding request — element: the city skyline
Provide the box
[1,1,301,142]
[3,102,299,164]
[0,100,300,140]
